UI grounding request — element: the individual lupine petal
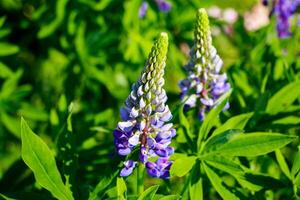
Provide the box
[118,121,135,132]
[120,160,137,177]
[139,1,148,18]
[145,158,172,179]
[128,133,140,146]
[155,0,172,12]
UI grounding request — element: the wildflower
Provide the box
[179,9,230,120]
[139,1,149,18]
[114,32,175,179]
[138,0,171,18]
[274,0,300,38]
[262,0,300,38]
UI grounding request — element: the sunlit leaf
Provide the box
[21,118,74,200]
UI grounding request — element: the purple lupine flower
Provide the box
[179,9,230,121]
[145,157,172,179]
[114,33,175,179]
[274,0,300,38]
[139,1,149,18]
[155,0,172,12]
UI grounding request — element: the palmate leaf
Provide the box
[202,163,239,200]
[137,185,159,200]
[205,132,296,157]
[20,118,74,200]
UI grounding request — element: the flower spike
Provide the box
[179,8,231,120]
[114,32,175,179]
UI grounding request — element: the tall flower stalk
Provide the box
[114,33,175,179]
[179,9,230,120]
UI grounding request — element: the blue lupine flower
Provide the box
[138,0,171,18]
[155,0,172,12]
[274,0,300,38]
[114,33,175,179]
[139,1,149,18]
[179,9,230,120]
[145,157,172,179]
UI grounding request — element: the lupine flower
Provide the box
[274,0,300,38]
[139,1,149,18]
[138,0,171,18]
[262,0,300,38]
[114,32,176,179]
[179,9,230,121]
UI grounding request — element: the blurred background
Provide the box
[0,0,299,199]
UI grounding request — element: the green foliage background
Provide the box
[0,0,300,199]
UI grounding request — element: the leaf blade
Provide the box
[21,118,73,200]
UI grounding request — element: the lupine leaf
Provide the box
[207,132,296,157]
[266,81,300,114]
[159,195,181,200]
[0,42,19,56]
[0,193,16,200]
[20,118,74,200]
[202,129,243,153]
[275,149,291,180]
[204,156,244,177]
[291,146,300,178]
[197,89,232,150]
[88,171,119,200]
[170,156,197,177]
[117,177,127,200]
[189,162,203,200]
[179,105,193,142]
[212,112,253,136]
[137,185,159,200]
[38,0,68,38]
[203,163,239,200]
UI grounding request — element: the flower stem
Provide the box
[137,164,144,195]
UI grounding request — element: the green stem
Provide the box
[137,164,144,196]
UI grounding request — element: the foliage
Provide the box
[0,0,299,199]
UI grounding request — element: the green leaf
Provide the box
[117,177,127,200]
[89,171,118,200]
[159,195,181,200]
[203,163,239,200]
[0,42,19,56]
[21,118,74,200]
[202,129,243,154]
[138,185,159,200]
[275,149,291,180]
[0,193,16,200]
[179,105,193,142]
[207,132,296,157]
[204,156,244,177]
[291,146,300,178]
[170,156,197,177]
[197,89,232,150]
[266,81,300,114]
[212,112,253,136]
[0,62,13,78]
[38,0,68,38]
[189,162,203,200]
